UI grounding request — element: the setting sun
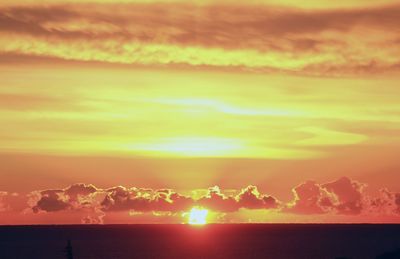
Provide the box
[186,207,209,225]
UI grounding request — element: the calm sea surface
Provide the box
[0,224,399,259]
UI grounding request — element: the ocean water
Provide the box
[0,224,399,259]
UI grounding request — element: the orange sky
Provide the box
[0,0,400,224]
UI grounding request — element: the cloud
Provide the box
[1,177,398,223]
[0,3,399,75]
[1,0,399,9]
[29,183,101,213]
[63,183,98,201]
[287,177,367,215]
[27,183,280,222]
[236,185,280,210]
[286,180,336,214]
[101,186,194,212]
[28,183,105,223]
[0,93,85,112]
[194,185,280,212]
[322,177,366,215]
[0,191,26,212]
[101,184,280,213]
[369,189,400,215]
[30,189,70,213]
[197,186,238,212]
[1,4,399,45]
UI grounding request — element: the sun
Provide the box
[186,207,209,225]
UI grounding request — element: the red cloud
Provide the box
[101,187,194,212]
[369,189,400,215]
[27,183,280,220]
[287,177,367,215]
[0,177,398,224]
[197,185,280,212]
[197,186,239,212]
[30,183,101,213]
[31,189,70,213]
[322,177,366,215]
[28,184,105,224]
[236,185,280,210]
[286,180,336,214]
[0,191,26,212]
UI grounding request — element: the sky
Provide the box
[0,0,400,224]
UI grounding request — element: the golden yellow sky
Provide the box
[0,0,400,224]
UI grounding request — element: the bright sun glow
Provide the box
[186,207,209,225]
[130,137,243,157]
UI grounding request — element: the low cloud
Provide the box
[369,189,400,215]
[322,177,366,215]
[30,189,70,213]
[287,177,373,215]
[28,183,106,223]
[1,177,399,223]
[197,185,280,212]
[27,183,280,222]
[101,186,194,212]
[197,186,238,212]
[236,185,280,210]
[0,191,25,212]
[286,180,336,214]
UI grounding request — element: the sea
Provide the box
[0,224,399,259]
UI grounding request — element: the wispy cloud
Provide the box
[1,3,399,75]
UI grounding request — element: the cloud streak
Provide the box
[1,3,400,75]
